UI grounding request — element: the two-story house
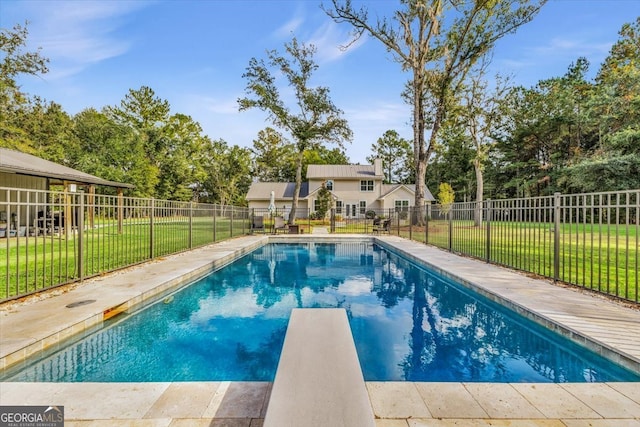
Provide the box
[246,159,435,219]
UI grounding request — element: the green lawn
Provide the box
[0,216,248,300]
[401,220,638,302]
[2,217,637,303]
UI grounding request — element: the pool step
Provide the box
[263,308,375,427]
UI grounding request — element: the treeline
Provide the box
[427,17,640,201]
[0,24,351,204]
[2,17,639,205]
[3,85,255,204]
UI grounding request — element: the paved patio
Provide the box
[1,234,639,426]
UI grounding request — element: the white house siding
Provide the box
[251,200,309,219]
[381,186,415,211]
[309,178,382,218]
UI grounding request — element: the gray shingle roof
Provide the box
[246,182,309,200]
[0,148,133,188]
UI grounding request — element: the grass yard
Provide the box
[401,220,638,301]
[0,216,248,300]
[2,216,637,303]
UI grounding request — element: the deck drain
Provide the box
[65,299,96,308]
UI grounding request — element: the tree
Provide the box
[314,182,333,222]
[157,113,211,201]
[426,118,475,200]
[201,139,252,206]
[2,96,77,166]
[251,127,297,182]
[0,22,49,111]
[492,59,596,197]
[437,182,455,216]
[105,86,172,197]
[239,38,352,224]
[593,17,640,155]
[458,61,511,225]
[326,0,545,221]
[0,22,49,148]
[72,108,142,195]
[366,129,414,183]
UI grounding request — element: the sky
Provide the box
[2,0,639,164]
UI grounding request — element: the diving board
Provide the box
[263,308,375,427]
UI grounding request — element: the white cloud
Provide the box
[533,37,612,58]
[20,0,150,80]
[347,101,409,124]
[190,94,240,115]
[273,15,304,39]
[307,21,367,64]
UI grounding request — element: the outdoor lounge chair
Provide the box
[373,218,391,234]
[274,216,288,234]
[252,215,265,233]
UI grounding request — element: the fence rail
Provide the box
[1,187,250,302]
[395,190,638,303]
[2,187,638,304]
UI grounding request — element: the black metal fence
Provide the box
[393,190,639,303]
[3,186,638,304]
[1,187,250,302]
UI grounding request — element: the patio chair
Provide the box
[373,219,391,234]
[274,216,288,234]
[252,215,265,233]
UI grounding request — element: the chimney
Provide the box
[374,158,382,177]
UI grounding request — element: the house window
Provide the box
[335,201,342,214]
[395,200,409,212]
[359,201,367,215]
[313,199,320,212]
[360,180,374,192]
[325,180,334,191]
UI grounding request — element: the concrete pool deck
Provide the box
[1,234,640,426]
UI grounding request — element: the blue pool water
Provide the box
[4,242,639,382]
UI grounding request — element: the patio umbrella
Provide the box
[268,190,276,215]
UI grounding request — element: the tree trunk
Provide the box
[474,157,484,227]
[288,150,304,224]
[413,75,426,226]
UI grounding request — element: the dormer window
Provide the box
[325,180,334,191]
[360,180,374,192]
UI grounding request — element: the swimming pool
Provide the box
[4,242,639,382]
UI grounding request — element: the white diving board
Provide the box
[263,308,375,427]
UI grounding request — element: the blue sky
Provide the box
[2,0,639,164]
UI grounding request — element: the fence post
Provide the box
[330,208,335,233]
[150,199,155,259]
[448,205,453,252]
[230,206,234,237]
[554,192,561,281]
[409,207,413,241]
[486,199,492,263]
[213,204,217,242]
[425,204,429,245]
[189,202,193,249]
[77,192,85,282]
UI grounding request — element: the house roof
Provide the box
[246,182,309,200]
[0,148,134,188]
[306,164,383,179]
[380,184,435,201]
